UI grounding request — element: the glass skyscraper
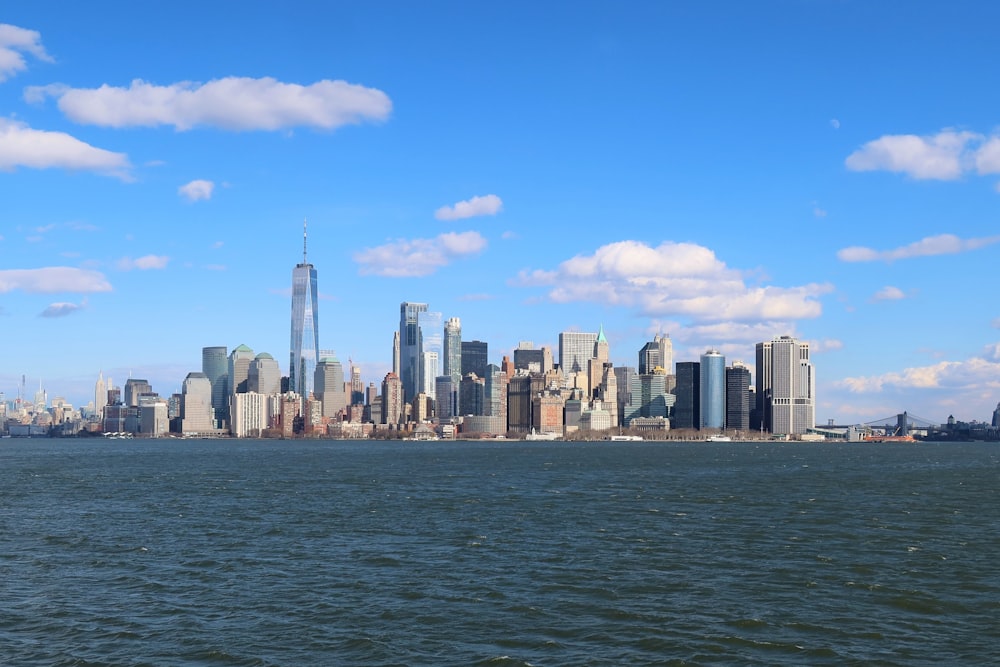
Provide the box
[399,301,428,403]
[290,222,319,398]
[699,349,726,430]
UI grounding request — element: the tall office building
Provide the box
[623,371,673,426]
[513,342,552,374]
[248,353,281,395]
[290,221,320,398]
[755,335,814,434]
[314,356,346,418]
[181,371,215,433]
[559,331,598,379]
[399,302,428,404]
[699,350,726,430]
[202,346,228,427]
[638,333,673,375]
[726,361,751,431]
[94,372,108,417]
[229,344,255,396]
[124,378,152,407]
[350,363,364,405]
[381,372,404,426]
[673,361,701,430]
[461,340,488,379]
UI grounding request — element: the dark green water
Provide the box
[2,439,998,665]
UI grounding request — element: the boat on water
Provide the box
[607,434,643,441]
[706,434,733,442]
[525,428,559,441]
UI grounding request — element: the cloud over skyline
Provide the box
[0,119,131,178]
[0,267,112,293]
[435,194,503,221]
[28,77,392,131]
[40,300,86,318]
[837,233,1000,263]
[354,231,487,277]
[517,240,833,323]
[116,255,170,271]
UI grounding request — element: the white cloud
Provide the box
[354,231,487,277]
[872,286,906,301]
[29,76,392,131]
[0,24,52,81]
[975,136,1000,174]
[117,255,169,271]
[840,357,1000,394]
[845,130,978,180]
[435,194,503,221]
[809,338,844,353]
[178,179,214,201]
[830,119,840,130]
[0,267,111,293]
[813,206,827,218]
[0,118,131,178]
[837,233,1000,263]
[515,240,832,322]
[40,300,86,318]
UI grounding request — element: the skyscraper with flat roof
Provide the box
[755,335,814,434]
[290,221,319,398]
[559,331,598,379]
[399,302,428,403]
[202,346,228,427]
[726,362,751,431]
[699,350,726,430]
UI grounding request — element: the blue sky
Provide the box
[3,1,1000,425]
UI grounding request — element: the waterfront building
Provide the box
[229,344,255,395]
[314,356,346,418]
[532,392,566,435]
[381,372,404,426]
[289,222,320,398]
[94,372,107,418]
[624,371,673,426]
[231,392,268,438]
[399,302,428,404]
[506,373,533,434]
[138,395,169,437]
[201,346,228,427]
[673,361,701,430]
[461,340,488,380]
[755,335,814,434]
[699,350,726,430]
[559,331,598,380]
[181,371,215,434]
[124,378,152,407]
[726,362,752,431]
[248,353,281,395]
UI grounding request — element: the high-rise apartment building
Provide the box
[290,222,320,398]
[444,317,462,381]
[399,302,428,404]
[755,335,814,434]
[381,372,404,426]
[202,346,228,427]
[725,362,751,431]
[699,350,726,430]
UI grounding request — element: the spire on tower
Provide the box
[303,218,308,264]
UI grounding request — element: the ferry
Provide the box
[705,434,733,442]
[525,428,559,441]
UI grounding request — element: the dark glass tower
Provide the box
[290,221,319,397]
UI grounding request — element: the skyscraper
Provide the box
[755,335,814,434]
[314,356,346,418]
[461,340,488,379]
[559,331,598,379]
[699,350,726,430]
[248,353,282,395]
[124,378,152,407]
[94,371,107,417]
[202,346,228,427]
[443,316,462,381]
[418,310,443,399]
[229,344,255,396]
[181,371,214,433]
[726,361,751,431]
[290,221,320,398]
[399,302,428,404]
[673,361,701,430]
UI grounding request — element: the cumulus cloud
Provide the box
[839,357,1000,394]
[0,118,130,178]
[178,179,214,201]
[845,130,978,180]
[435,194,503,221]
[40,300,86,318]
[0,267,111,293]
[28,76,392,131]
[515,240,832,323]
[837,233,1000,263]
[117,255,169,271]
[354,231,487,277]
[0,23,52,81]
[872,286,906,301]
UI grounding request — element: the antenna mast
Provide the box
[303,218,308,264]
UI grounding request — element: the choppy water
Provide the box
[2,439,998,666]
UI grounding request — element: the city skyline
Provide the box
[3,3,1000,425]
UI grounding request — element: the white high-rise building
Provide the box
[231,392,269,438]
[755,336,814,435]
[559,331,598,380]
